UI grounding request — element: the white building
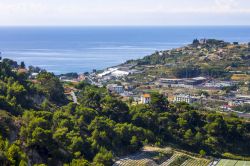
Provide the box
[204,81,234,89]
[111,70,129,77]
[174,94,196,104]
[141,94,151,104]
[107,84,124,94]
[29,73,39,79]
[97,68,130,78]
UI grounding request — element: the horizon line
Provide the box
[0,25,250,27]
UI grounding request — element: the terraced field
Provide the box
[215,159,250,166]
[113,151,159,166]
[113,146,211,166]
[181,158,210,166]
[160,153,182,166]
[113,146,250,166]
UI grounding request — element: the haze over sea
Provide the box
[0,26,250,74]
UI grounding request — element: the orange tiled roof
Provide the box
[143,94,151,98]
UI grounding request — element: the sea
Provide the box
[0,26,250,74]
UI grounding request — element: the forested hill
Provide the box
[0,59,250,166]
[124,39,250,78]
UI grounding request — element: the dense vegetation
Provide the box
[0,59,250,166]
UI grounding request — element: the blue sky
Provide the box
[0,0,250,26]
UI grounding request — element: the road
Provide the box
[70,91,78,104]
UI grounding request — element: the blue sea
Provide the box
[0,26,250,74]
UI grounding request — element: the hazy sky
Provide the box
[0,0,250,26]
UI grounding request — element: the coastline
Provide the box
[1,26,250,74]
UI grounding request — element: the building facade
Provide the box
[107,84,124,94]
[141,94,151,104]
[174,94,196,104]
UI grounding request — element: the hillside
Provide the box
[122,39,250,80]
[0,59,250,166]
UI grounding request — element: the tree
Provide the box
[79,87,103,111]
[113,123,151,153]
[3,59,18,68]
[177,118,188,128]
[184,129,193,140]
[6,144,27,166]
[150,93,168,113]
[129,136,141,152]
[37,72,67,104]
[102,96,130,122]
[93,147,113,166]
[20,62,25,69]
[192,39,199,46]
[173,66,201,78]
[194,132,203,145]
[68,159,90,166]
[20,111,53,149]
[7,81,27,107]
[28,66,41,73]
[88,117,116,150]
[199,149,206,157]
[130,104,158,132]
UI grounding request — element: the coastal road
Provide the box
[70,91,78,104]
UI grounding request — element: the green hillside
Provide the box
[0,59,250,166]
[124,39,250,79]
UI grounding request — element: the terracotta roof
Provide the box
[143,94,151,98]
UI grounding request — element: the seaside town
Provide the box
[62,39,250,118]
[2,0,250,165]
[1,39,250,166]
[5,39,249,119]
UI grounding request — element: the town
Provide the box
[84,70,250,118]
[7,39,249,119]
[62,39,250,118]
